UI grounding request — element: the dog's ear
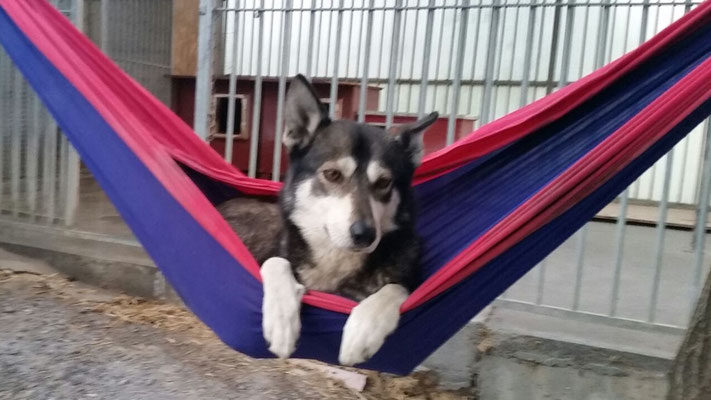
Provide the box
[390,112,438,166]
[283,74,328,151]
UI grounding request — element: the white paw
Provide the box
[338,284,408,366]
[261,257,305,359]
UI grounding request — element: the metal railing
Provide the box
[0,0,80,227]
[0,0,172,234]
[196,0,711,331]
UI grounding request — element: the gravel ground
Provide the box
[0,271,470,400]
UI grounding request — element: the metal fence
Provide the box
[0,0,172,232]
[197,0,711,331]
[0,0,80,227]
[87,0,173,105]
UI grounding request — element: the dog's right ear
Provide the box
[283,74,328,151]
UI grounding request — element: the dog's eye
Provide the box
[323,169,343,183]
[373,177,392,190]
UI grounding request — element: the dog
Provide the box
[217,74,438,366]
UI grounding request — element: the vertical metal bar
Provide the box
[27,95,41,221]
[376,3,390,81]
[676,1,691,203]
[60,146,79,227]
[271,0,293,181]
[0,53,5,213]
[384,0,403,129]
[344,1,356,78]
[488,3,507,120]
[446,0,469,146]
[39,110,49,223]
[417,0,436,119]
[248,0,265,178]
[519,0,537,108]
[575,5,589,78]
[480,0,501,125]
[358,0,375,123]
[502,2,521,112]
[74,0,85,31]
[536,259,548,305]
[44,120,58,225]
[545,0,563,94]
[58,136,67,213]
[648,150,674,322]
[465,0,484,114]
[11,72,22,217]
[265,4,275,76]
[404,0,422,112]
[609,190,629,317]
[639,0,650,45]
[691,120,711,309]
[572,226,588,311]
[294,3,304,72]
[62,0,83,227]
[100,0,110,52]
[313,0,324,77]
[604,4,618,63]
[355,4,366,78]
[238,3,247,74]
[620,4,632,55]
[604,0,628,317]
[558,0,575,88]
[595,0,611,69]
[225,1,241,163]
[194,0,216,139]
[329,0,345,119]
[530,1,547,102]
[394,2,410,107]
[306,1,316,78]
[429,4,447,112]
[323,4,334,78]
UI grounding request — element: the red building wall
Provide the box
[171,77,476,179]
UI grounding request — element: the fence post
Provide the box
[480,0,501,125]
[545,0,563,94]
[446,0,469,145]
[225,0,241,163]
[194,0,217,140]
[417,0,436,119]
[271,0,294,181]
[385,0,404,129]
[329,0,345,119]
[247,0,265,178]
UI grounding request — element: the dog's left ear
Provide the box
[390,112,439,166]
[283,74,328,151]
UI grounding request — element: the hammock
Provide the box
[2,0,711,374]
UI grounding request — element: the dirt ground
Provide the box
[0,270,472,400]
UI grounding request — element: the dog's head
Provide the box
[281,74,438,253]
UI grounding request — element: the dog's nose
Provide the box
[350,221,376,247]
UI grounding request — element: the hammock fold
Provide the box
[2,0,711,374]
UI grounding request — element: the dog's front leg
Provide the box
[338,284,408,366]
[261,257,304,359]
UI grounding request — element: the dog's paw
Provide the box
[261,257,305,359]
[338,284,408,366]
